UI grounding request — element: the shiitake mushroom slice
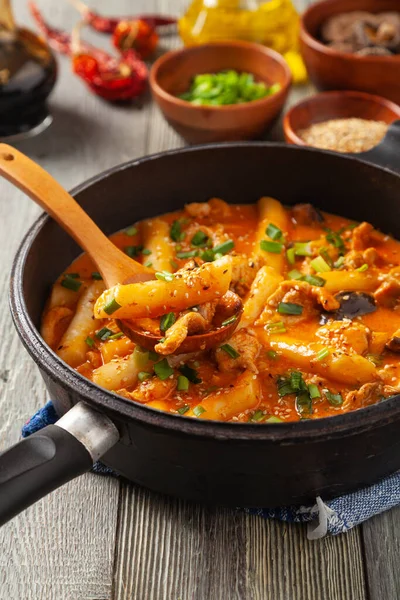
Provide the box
[320,291,377,324]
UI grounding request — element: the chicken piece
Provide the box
[386,328,400,353]
[344,247,379,269]
[185,202,210,219]
[184,198,232,220]
[129,376,177,403]
[267,280,339,317]
[41,306,74,350]
[155,309,212,355]
[184,223,225,247]
[86,350,102,369]
[229,254,263,297]
[351,222,384,251]
[291,203,324,226]
[375,268,400,307]
[215,329,261,374]
[316,321,370,355]
[344,382,384,409]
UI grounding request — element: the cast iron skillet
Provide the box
[1,125,400,525]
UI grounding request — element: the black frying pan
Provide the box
[1,124,400,526]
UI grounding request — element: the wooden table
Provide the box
[0,1,398,598]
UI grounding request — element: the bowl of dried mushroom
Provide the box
[283,90,400,154]
[300,0,400,104]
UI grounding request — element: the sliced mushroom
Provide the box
[386,329,400,352]
[320,291,376,324]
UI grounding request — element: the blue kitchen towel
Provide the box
[22,401,400,538]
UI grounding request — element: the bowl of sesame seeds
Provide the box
[283,90,400,154]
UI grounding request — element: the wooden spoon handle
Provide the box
[0,144,149,287]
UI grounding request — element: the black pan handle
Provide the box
[358,120,400,175]
[0,402,119,526]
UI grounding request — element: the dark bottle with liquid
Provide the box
[0,0,57,139]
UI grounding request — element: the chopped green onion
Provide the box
[170,220,185,242]
[289,371,307,392]
[200,249,216,262]
[214,252,224,260]
[310,256,331,273]
[267,350,278,360]
[251,410,265,422]
[91,271,103,280]
[260,240,283,254]
[191,230,209,247]
[125,245,143,258]
[220,344,240,359]
[288,269,303,280]
[170,259,179,270]
[138,371,152,382]
[278,378,295,397]
[96,327,114,341]
[154,358,174,380]
[103,298,122,316]
[316,348,330,361]
[142,248,152,256]
[108,332,123,341]
[126,226,138,236]
[277,302,303,316]
[357,263,369,272]
[177,405,190,415]
[177,375,190,391]
[213,239,234,255]
[324,389,343,406]
[176,249,199,259]
[334,256,345,269]
[266,223,283,241]
[61,276,82,292]
[65,272,80,278]
[134,346,150,368]
[319,247,333,268]
[85,336,95,348]
[302,274,326,287]
[286,247,296,265]
[160,312,176,333]
[144,261,153,268]
[221,315,237,327]
[179,364,202,384]
[267,321,286,334]
[308,384,321,399]
[326,228,345,252]
[265,416,283,423]
[155,271,174,282]
[193,405,206,417]
[294,242,313,257]
[296,392,313,416]
[148,350,159,361]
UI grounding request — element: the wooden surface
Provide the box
[0,1,398,599]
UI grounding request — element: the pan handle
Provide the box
[0,402,119,526]
[358,120,400,175]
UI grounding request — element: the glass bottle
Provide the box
[0,0,57,139]
[179,0,307,83]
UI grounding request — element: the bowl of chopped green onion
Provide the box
[150,41,291,144]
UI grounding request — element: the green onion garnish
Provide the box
[142,248,152,256]
[96,327,114,341]
[66,272,80,278]
[176,249,199,259]
[213,239,234,255]
[144,261,153,268]
[357,263,369,272]
[179,364,202,384]
[193,405,206,417]
[286,247,296,265]
[267,321,286,333]
[221,315,237,327]
[160,312,176,333]
[170,259,178,270]
[266,223,283,241]
[125,245,143,258]
[289,371,307,392]
[85,336,95,348]
[149,350,159,361]
[61,276,82,292]
[265,416,283,423]
[319,247,333,268]
[220,344,240,359]
[334,256,345,269]
[278,378,295,397]
[103,298,122,315]
[316,348,330,361]
[177,375,190,391]
[191,230,209,247]
[108,332,123,341]
[296,392,313,416]
[260,240,283,254]
[267,350,278,360]
[155,271,175,282]
[326,228,345,252]
[294,242,313,257]
[324,389,343,406]
[302,274,326,287]
[308,384,321,399]
[200,249,216,262]
[251,410,265,422]
[133,346,150,367]
[310,256,331,273]
[288,269,303,280]
[154,358,174,380]
[126,226,138,236]
[138,371,152,382]
[177,405,190,415]
[277,302,303,316]
[91,272,103,280]
[170,220,185,242]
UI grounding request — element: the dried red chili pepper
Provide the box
[112,20,158,59]
[70,0,176,34]
[29,2,147,102]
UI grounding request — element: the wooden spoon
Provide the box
[0,144,242,353]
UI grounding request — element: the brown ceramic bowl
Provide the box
[149,41,291,144]
[300,0,400,104]
[283,90,400,148]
